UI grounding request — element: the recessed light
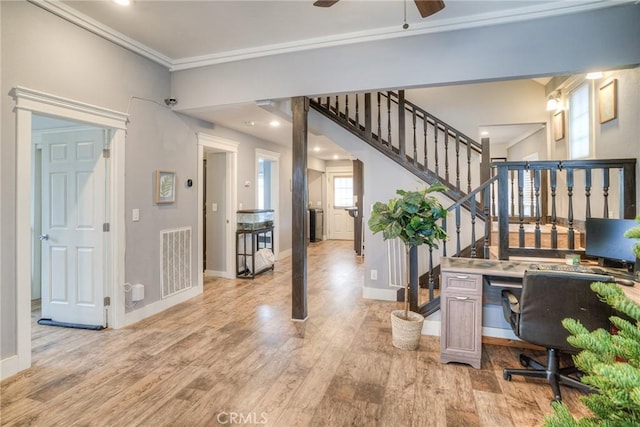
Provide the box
[269,120,280,128]
[586,71,603,80]
[333,154,339,159]
[313,147,320,152]
[113,0,131,6]
[481,131,489,136]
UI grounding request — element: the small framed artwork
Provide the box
[599,78,617,123]
[155,171,176,204]
[553,111,564,141]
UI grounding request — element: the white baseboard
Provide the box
[362,286,398,301]
[121,285,203,328]
[0,355,20,381]
[277,248,292,260]
[204,269,234,279]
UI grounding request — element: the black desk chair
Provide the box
[501,270,614,402]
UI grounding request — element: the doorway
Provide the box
[12,87,127,375]
[255,149,280,256]
[326,167,355,240]
[197,133,238,280]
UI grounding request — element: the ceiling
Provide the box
[45,0,609,160]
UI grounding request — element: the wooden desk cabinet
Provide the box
[440,271,483,369]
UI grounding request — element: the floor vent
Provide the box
[161,226,192,299]
[387,238,406,289]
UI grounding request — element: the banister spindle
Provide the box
[550,168,558,248]
[412,109,417,166]
[398,90,406,161]
[423,118,428,171]
[518,169,525,247]
[510,170,515,216]
[455,207,461,256]
[567,168,575,250]
[376,92,382,146]
[585,168,592,219]
[355,94,360,129]
[603,168,610,217]
[455,135,460,190]
[444,130,450,184]
[344,94,349,123]
[434,124,440,177]
[534,169,541,248]
[470,199,477,258]
[335,96,339,118]
[387,91,392,148]
[467,139,472,194]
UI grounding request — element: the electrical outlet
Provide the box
[370,269,378,280]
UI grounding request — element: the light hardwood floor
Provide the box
[1,240,592,426]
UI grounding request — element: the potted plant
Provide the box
[368,182,448,350]
[624,216,640,276]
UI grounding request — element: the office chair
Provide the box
[501,270,614,402]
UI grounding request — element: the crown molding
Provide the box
[30,0,628,72]
[29,0,172,69]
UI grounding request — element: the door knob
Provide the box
[39,233,49,241]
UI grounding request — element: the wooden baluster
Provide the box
[529,170,534,217]
[398,90,406,161]
[518,169,524,248]
[423,117,428,171]
[441,216,447,257]
[335,95,339,118]
[483,185,491,259]
[325,96,330,110]
[567,168,574,250]
[491,167,496,219]
[550,168,558,248]
[364,93,372,142]
[455,135,460,190]
[344,94,349,123]
[376,92,382,145]
[510,170,515,216]
[434,124,440,177]
[412,109,417,167]
[428,247,435,301]
[355,94,360,130]
[387,91,392,148]
[585,167,592,219]
[467,139,472,194]
[444,129,450,184]
[603,168,610,218]
[470,197,477,258]
[534,169,541,248]
[455,207,461,256]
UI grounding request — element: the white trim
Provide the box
[10,87,128,378]
[120,286,202,328]
[276,248,292,261]
[204,269,226,277]
[197,133,238,280]
[362,286,398,301]
[0,355,20,381]
[29,0,623,71]
[28,0,172,69]
[255,148,280,257]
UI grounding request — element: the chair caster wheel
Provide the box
[519,355,528,367]
[503,371,512,381]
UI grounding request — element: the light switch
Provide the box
[132,208,140,222]
[212,203,218,212]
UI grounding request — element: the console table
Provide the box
[439,257,640,369]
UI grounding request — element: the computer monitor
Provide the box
[585,218,638,269]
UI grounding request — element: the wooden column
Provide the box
[291,97,308,321]
[353,159,363,256]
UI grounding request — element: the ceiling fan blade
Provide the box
[414,0,445,18]
[313,0,339,7]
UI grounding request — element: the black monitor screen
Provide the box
[585,218,637,264]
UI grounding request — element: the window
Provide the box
[569,83,590,159]
[333,176,353,208]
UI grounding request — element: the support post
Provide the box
[291,97,308,320]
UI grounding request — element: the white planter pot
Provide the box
[390,310,425,350]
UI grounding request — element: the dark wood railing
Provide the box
[309,91,489,202]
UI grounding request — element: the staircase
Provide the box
[308,91,637,316]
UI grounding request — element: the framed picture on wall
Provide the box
[599,78,617,123]
[155,170,176,204]
[553,111,564,141]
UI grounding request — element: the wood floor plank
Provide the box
[1,240,597,427]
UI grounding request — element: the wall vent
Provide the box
[161,226,192,299]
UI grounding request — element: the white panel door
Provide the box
[328,173,354,240]
[41,129,106,326]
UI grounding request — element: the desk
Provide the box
[439,257,640,369]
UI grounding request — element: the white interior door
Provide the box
[328,173,354,240]
[40,128,106,326]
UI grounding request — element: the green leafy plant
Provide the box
[624,216,640,259]
[368,182,448,319]
[543,281,640,426]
